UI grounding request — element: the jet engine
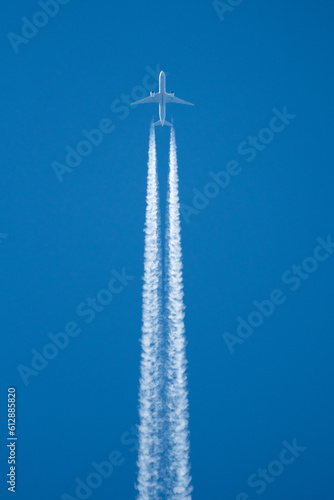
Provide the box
[150,91,155,97]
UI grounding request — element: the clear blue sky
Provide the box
[1,1,334,499]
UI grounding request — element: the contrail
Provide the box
[137,125,165,499]
[165,127,192,499]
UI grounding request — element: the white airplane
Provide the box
[131,71,194,126]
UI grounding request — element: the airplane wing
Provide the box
[165,93,194,106]
[131,94,161,105]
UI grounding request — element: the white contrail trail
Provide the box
[165,127,192,499]
[137,125,164,499]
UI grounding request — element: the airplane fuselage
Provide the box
[159,71,166,126]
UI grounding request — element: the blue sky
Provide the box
[1,0,334,499]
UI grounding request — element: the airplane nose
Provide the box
[160,71,165,77]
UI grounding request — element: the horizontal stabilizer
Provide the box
[153,120,173,127]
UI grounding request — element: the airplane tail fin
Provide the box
[153,120,173,127]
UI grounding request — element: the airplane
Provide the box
[131,71,194,126]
